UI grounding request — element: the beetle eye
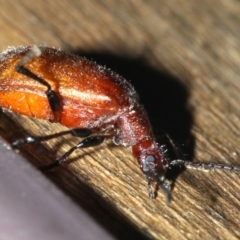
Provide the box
[142,155,156,172]
[146,155,155,163]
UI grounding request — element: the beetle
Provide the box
[0,45,239,201]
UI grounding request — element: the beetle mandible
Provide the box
[0,45,240,201]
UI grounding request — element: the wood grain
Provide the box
[1,0,240,239]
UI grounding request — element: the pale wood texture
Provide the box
[1,1,240,239]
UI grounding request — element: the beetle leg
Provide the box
[40,135,105,171]
[11,128,93,148]
[16,46,61,121]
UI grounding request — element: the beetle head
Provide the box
[132,139,171,201]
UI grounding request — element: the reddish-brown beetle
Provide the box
[0,45,239,201]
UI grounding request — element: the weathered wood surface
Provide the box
[0,1,240,239]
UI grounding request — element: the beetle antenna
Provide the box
[170,159,240,171]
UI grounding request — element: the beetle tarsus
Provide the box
[11,137,36,148]
[15,45,42,70]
